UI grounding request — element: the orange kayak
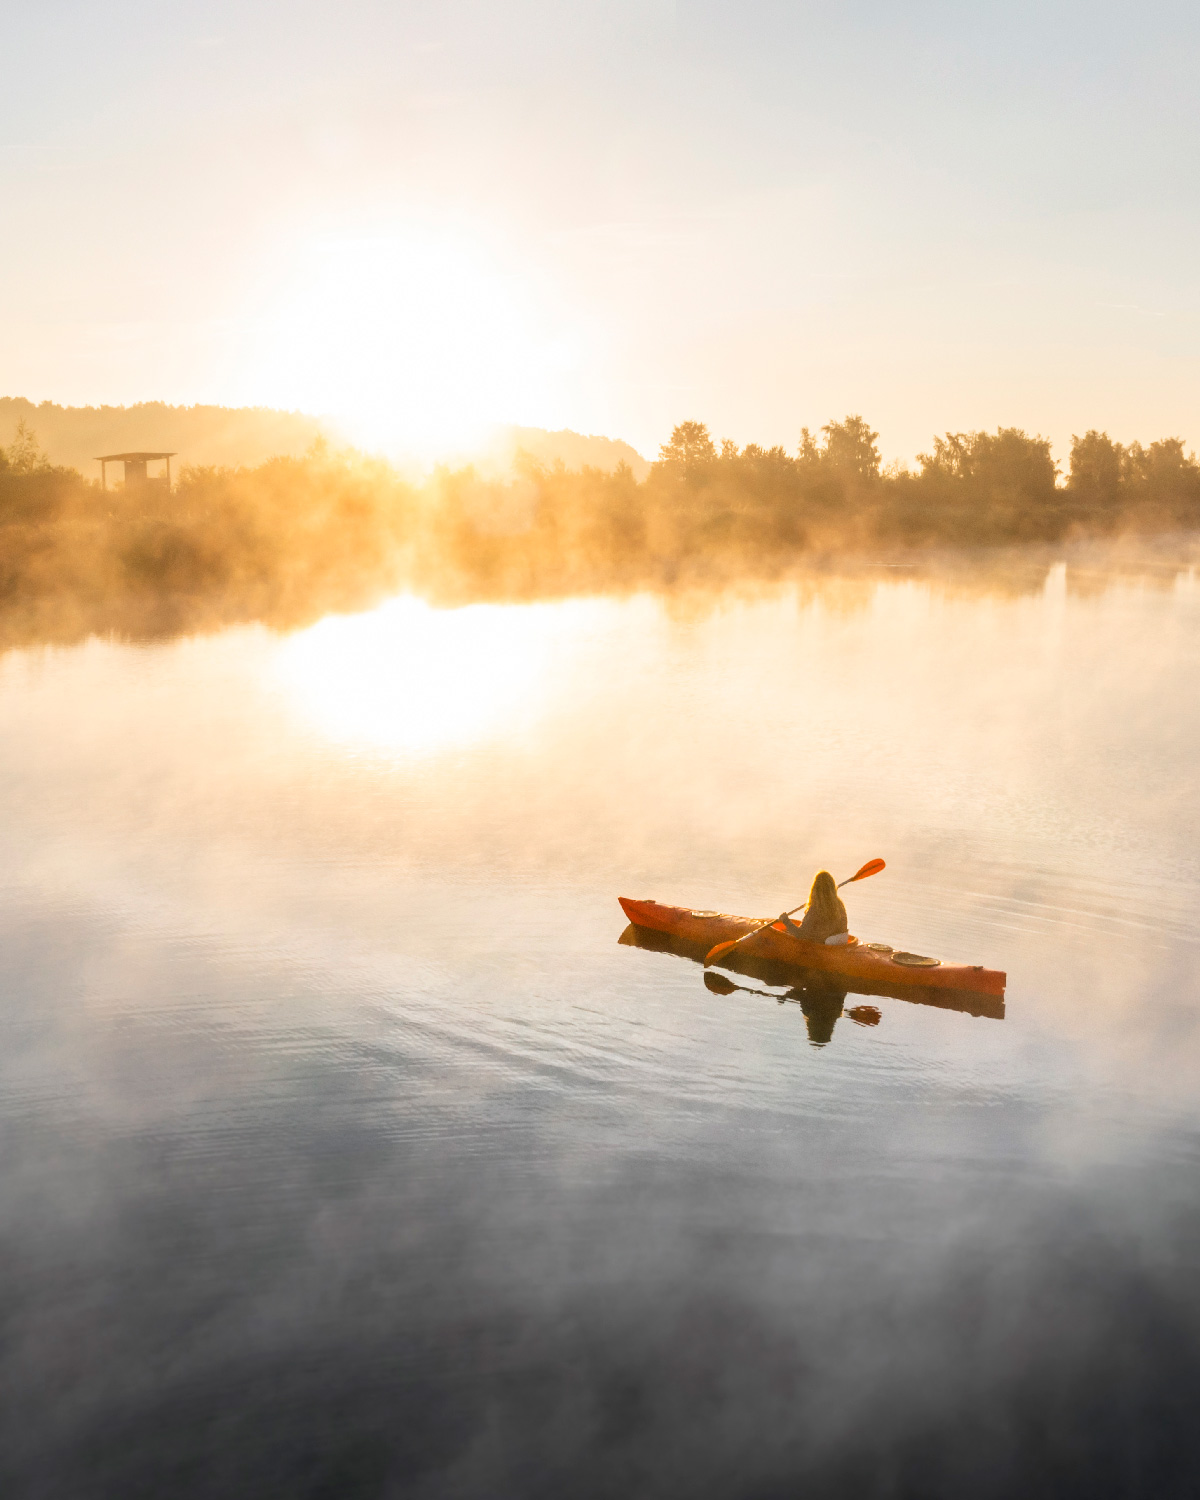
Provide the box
[618,897,1006,998]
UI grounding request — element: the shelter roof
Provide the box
[94,451,176,461]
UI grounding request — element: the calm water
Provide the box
[2,557,1200,1497]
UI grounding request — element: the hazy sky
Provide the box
[4,0,1199,463]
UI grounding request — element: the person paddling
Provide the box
[783,870,851,945]
[700,858,883,968]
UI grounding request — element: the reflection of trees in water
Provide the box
[1,416,1198,651]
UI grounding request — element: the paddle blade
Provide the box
[703,971,738,995]
[703,938,738,968]
[847,1004,882,1027]
[841,857,886,887]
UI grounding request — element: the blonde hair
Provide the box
[797,869,848,942]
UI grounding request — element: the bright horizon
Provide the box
[5,2,1199,467]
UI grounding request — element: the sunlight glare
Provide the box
[272,595,590,757]
[246,229,571,460]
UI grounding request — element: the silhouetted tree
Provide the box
[797,428,822,469]
[1123,438,1200,514]
[6,418,48,475]
[1068,430,1123,510]
[918,429,1056,504]
[911,428,1059,541]
[655,421,716,483]
[821,415,881,484]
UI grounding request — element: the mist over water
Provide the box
[2,559,1199,1497]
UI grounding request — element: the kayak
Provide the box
[618,897,1006,998]
[618,922,1004,1024]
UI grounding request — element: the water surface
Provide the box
[2,559,1199,1497]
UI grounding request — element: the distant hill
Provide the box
[0,398,650,480]
[504,426,650,480]
[0,399,329,476]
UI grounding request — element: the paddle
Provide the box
[702,858,886,968]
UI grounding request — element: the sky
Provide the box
[3,0,1199,465]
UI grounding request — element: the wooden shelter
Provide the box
[95,451,176,492]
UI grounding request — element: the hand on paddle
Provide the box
[702,858,886,968]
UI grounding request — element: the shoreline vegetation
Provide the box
[2,414,1199,648]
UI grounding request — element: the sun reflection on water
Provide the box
[271,594,605,757]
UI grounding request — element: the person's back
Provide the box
[794,870,849,944]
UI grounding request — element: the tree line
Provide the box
[650,417,1200,548]
[1,413,1198,645]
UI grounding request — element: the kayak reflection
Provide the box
[619,922,1004,1046]
[702,969,881,1046]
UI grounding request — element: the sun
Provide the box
[244,227,570,461]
